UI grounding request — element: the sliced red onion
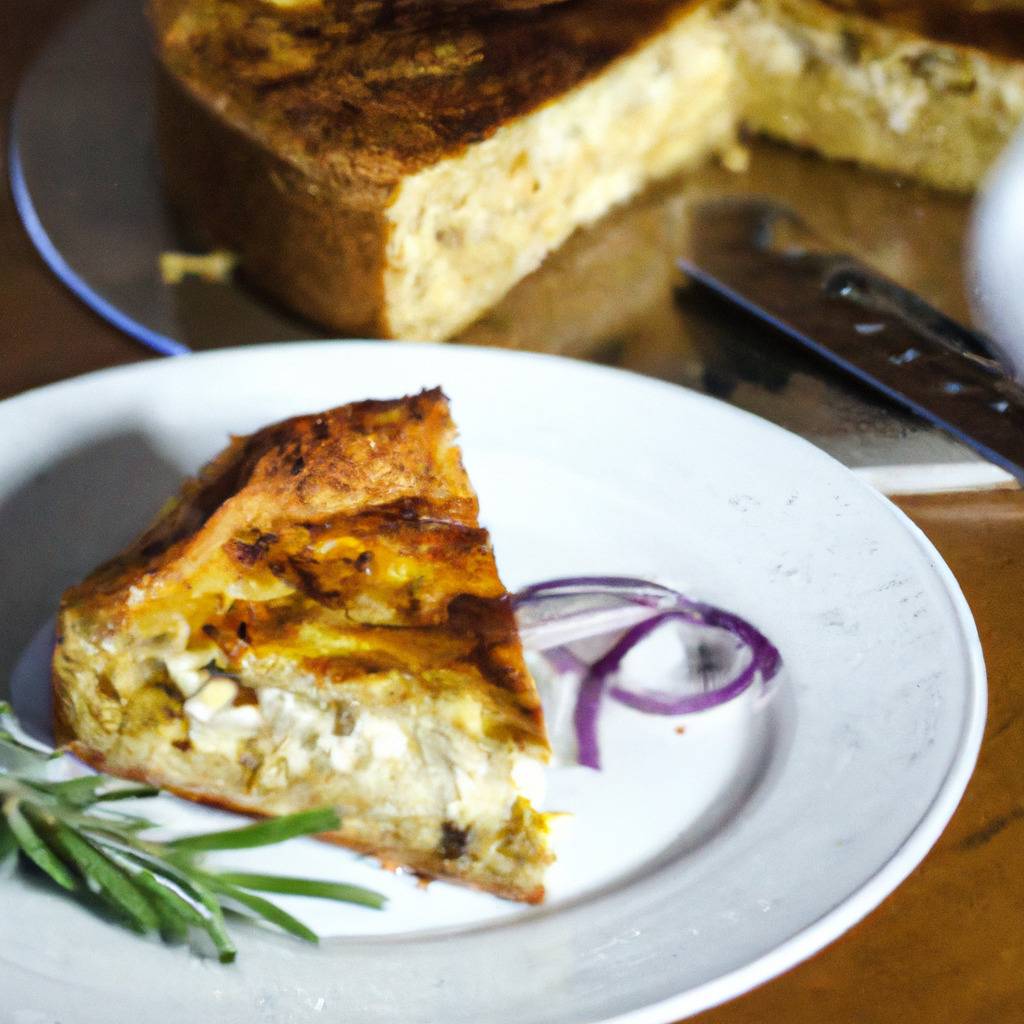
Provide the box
[514,596,655,651]
[515,576,678,607]
[605,612,766,714]
[541,646,589,677]
[572,669,609,771]
[514,577,782,770]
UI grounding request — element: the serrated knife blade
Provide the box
[677,199,1024,485]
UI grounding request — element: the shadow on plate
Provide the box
[0,431,183,693]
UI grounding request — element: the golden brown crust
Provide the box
[150,0,704,184]
[145,388,481,556]
[84,388,479,582]
[60,388,544,739]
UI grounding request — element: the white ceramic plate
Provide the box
[0,343,984,1024]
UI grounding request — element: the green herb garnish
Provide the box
[0,701,385,961]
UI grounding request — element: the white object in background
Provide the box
[969,127,1024,382]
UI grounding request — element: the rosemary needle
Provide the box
[0,701,386,960]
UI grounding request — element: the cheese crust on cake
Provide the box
[52,390,552,903]
[151,0,1024,340]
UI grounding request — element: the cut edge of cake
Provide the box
[380,4,737,340]
[726,0,1024,193]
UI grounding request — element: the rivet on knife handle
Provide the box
[677,199,1024,484]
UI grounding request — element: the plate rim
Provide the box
[602,492,986,1023]
[0,341,987,1023]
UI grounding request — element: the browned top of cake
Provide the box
[150,0,701,189]
[820,0,1024,62]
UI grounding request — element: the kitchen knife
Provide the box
[677,199,1024,484]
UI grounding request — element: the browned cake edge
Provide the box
[157,66,394,336]
[149,0,705,180]
[62,740,545,903]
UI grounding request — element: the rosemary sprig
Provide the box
[0,701,385,961]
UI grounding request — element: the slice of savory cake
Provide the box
[52,389,552,902]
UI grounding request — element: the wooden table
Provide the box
[3,4,1023,1021]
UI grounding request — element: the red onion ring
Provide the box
[514,578,782,770]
